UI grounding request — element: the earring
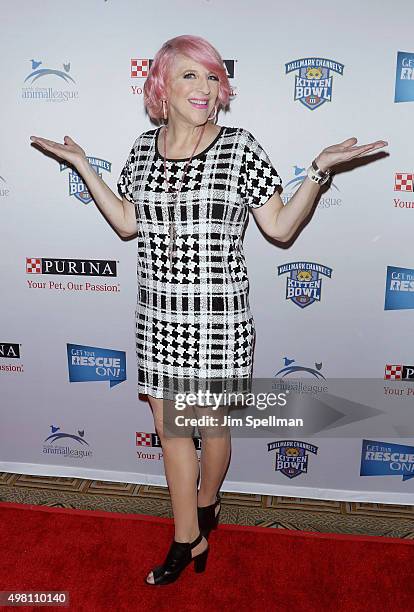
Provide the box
[161,99,168,124]
[207,105,217,123]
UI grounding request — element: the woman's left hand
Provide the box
[315,137,388,173]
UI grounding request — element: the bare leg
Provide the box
[196,404,231,510]
[145,395,207,584]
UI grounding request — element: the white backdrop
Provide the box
[1,0,413,504]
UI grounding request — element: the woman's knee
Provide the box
[147,395,195,442]
[194,404,231,439]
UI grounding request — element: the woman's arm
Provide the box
[77,157,137,238]
[30,135,137,238]
[251,177,320,242]
[252,136,388,242]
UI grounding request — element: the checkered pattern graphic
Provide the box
[135,432,152,446]
[394,173,413,192]
[131,58,149,78]
[147,233,200,283]
[234,317,255,367]
[147,159,204,194]
[384,364,402,380]
[117,127,282,398]
[152,319,200,368]
[26,257,41,274]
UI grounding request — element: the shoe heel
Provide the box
[193,548,209,573]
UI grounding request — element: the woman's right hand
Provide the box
[30,135,87,169]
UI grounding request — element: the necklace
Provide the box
[162,123,206,268]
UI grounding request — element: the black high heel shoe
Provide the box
[197,494,221,539]
[144,532,208,586]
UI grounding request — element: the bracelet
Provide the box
[307,159,331,185]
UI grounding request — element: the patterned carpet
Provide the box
[1,472,413,539]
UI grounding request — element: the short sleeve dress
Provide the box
[117,126,282,399]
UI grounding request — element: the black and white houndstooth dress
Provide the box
[117,126,282,399]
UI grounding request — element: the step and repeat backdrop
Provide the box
[1,0,414,503]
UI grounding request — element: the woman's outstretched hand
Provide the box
[29,135,87,169]
[315,137,389,173]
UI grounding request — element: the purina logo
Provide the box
[25,258,120,293]
[26,257,117,277]
[136,431,201,461]
[393,173,414,210]
[0,343,20,359]
[384,364,414,381]
[223,60,236,80]
[22,59,79,102]
[67,343,126,388]
[136,431,163,462]
[360,440,414,481]
[136,432,162,448]
[136,432,201,450]
[130,58,237,98]
[267,440,318,479]
[59,157,111,204]
[395,172,413,192]
[278,262,333,308]
[285,57,344,110]
[283,164,341,210]
[384,266,414,311]
[394,51,414,103]
[0,173,9,197]
[43,424,92,459]
[130,58,236,79]
[0,343,23,374]
[131,58,153,78]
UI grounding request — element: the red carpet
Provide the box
[1,501,413,611]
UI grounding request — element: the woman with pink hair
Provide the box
[30,34,387,586]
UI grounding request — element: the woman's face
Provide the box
[165,53,220,126]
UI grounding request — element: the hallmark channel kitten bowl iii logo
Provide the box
[22,59,79,102]
[60,156,112,204]
[67,343,126,388]
[278,262,333,308]
[285,57,344,110]
[267,440,318,479]
[43,424,92,459]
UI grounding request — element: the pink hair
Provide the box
[143,35,231,121]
